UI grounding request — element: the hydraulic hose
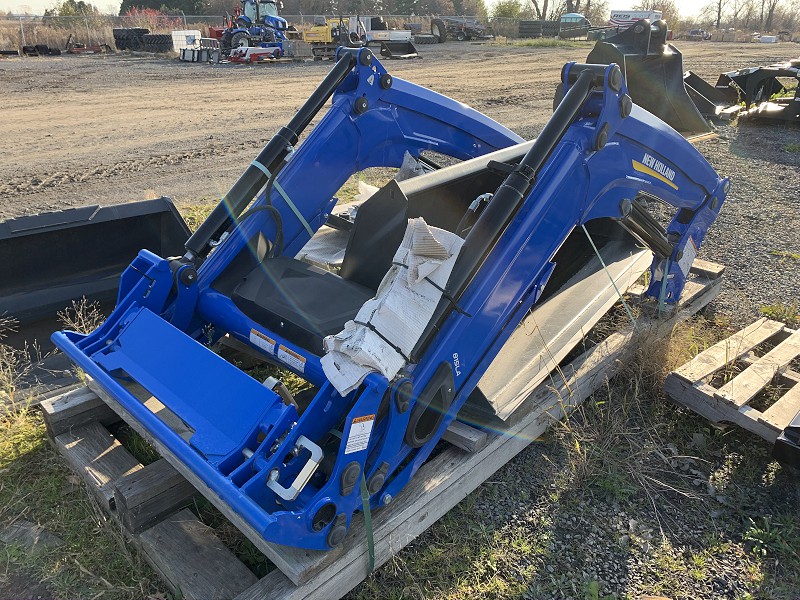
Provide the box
[184,51,358,261]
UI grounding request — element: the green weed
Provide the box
[759,302,800,328]
[769,249,800,261]
[743,515,800,561]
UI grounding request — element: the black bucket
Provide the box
[683,70,739,117]
[0,198,189,327]
[586,19,712,134]
[379,40,419,59]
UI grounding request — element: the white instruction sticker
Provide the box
[249,329,275,354]
[344,414,375,454]
[278,345,306,373]
[678,237,697,277]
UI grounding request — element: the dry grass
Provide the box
[0,318,36,410]
[0,18,218,49]
[0,20,115,49]
[57,298,106,335]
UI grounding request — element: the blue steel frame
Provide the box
[53,50,728,550]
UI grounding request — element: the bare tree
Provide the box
[634,0,679,24]
[705,0,729,28]
[762,0,779,29]
[529,0,547,18]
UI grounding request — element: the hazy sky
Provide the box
[0,0,703,22]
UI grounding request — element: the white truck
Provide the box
[352,16,413,45]
[608,9,663,28]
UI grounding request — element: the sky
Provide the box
[0,0,702,20]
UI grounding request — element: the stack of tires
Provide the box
[542,21,560,37]
[141,34,174,53]
[518,20,542,38]
[21,44,61,56]
[517,20,560,38]
[113,28,150,50]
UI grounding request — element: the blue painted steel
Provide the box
[53,55,727,550]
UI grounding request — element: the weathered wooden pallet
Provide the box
[39,399,260,599]
[664,318,800,442]
[39,262,723,600]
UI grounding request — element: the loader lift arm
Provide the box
[53,49,728,551]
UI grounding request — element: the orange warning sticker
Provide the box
[345,414,375,454]
[278,344,306,373]
[249,329,275,354]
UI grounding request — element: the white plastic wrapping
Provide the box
[321,218,464,395]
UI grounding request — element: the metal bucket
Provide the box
[587,19,712,134]
[0,197,189,327]
[379,40,419,59]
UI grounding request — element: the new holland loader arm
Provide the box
[54,49,728,551]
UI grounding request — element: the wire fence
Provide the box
[0,13,589,49]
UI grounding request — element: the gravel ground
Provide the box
[694,123,800,326]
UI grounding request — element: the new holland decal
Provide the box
[632,153,678,190]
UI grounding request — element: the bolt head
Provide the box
[382,494,392,505]
[619,94,632,118]
[595,123,609,151]
[608,66,622,92]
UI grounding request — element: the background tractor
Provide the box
[220,0,299,54]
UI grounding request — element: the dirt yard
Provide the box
[0,41,792,220]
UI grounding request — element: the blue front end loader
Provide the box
[53,48,728,551]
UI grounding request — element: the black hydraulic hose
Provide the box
[236,205,284,257]
[236,162,284,257]
[184,52,358,261]
[411,66,603,361]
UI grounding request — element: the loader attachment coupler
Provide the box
[54,49,728,552]
[586,19,712,134]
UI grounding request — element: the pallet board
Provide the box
[665,318,800,442]
[43,261,723,600]
[44,397,259,600]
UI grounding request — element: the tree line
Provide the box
[32,0,800,32]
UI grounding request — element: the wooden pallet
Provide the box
[39,263,723,600]
[665,318,800,442]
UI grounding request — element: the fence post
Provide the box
[81,8,91,42]
[19,16,25,46]
[181,11,187,29]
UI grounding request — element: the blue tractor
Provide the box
[220,0,299,54]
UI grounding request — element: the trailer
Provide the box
[609,9,662,27]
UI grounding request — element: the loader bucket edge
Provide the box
[0,197,190,327]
